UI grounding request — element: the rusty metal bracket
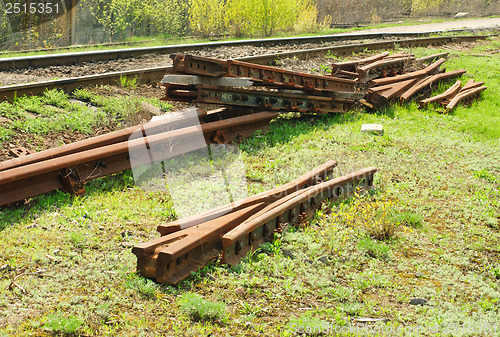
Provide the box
[162,83,354,114]
[60,168,86,195]
[9,147,36,158]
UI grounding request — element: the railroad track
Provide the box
[0,34,494,102]
[0,29,490,70]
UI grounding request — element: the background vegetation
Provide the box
[1,0,498,49]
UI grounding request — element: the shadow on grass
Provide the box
[0,171,135,231]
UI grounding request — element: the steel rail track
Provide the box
[0,110,278,207]
[133,165,377,285]
[0,28,492,71]
[0,35,492,102]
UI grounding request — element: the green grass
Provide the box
[43,313,83,335]
[0,37,499,336]
[178,292,227,323]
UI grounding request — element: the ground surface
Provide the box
[340,17,500,34]
[0,36,499,336]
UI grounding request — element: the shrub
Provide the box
[126,273,160,298]
[225,0,317,37]
[331,195,410,241]
[188,0,226,37]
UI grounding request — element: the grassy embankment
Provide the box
[0,37,499,336]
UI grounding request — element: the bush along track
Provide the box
[0,36,499,336]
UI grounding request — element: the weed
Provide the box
[331,195,408,240]
[42,89,70,108]
[287,314,329,336]
[178,292,226,322]
[72,88,95,102]
[357,237,391,260]
[319,64,331,75]
[326,285,356,303]
[0,127,12,141]
[44,313,83,335]
[125,273,160,298]
[473,168,498,183]
[67,232,87,249]
[393,212,424,228]
[119,75,138,89]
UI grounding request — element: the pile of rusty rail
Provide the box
[418,79,487,112]
[161,54,363,114]
[350,51,487,111]
[0,107,278,207]
[132,161,377,285]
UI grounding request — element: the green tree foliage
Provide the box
[146,0,187,36]
[188,0,226,37]
[84,0,187,37]
[225,0,317,36]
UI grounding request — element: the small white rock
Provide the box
[454,12,468,19]
[361,124,384,135]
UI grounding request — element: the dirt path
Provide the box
[340,17,500,34]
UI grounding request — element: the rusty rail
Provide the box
[162,83,354,114]
[357,56,414,83]
[171,54,356,93]
[0,110,278,207]
[157,160,338,235]
[133,165,377,285]
[222,167,376,265]
[400,69,467,102]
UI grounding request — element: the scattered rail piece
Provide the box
[222,167,376,266]
[0,109,278,207]
[399,69,467,101]
[163,54,359,114]
[332,52,390,75]
[157,161,338,235]
[133,165,377,285]
[418,80,462,109]
[416,52,449,64]
[170,54,357,93]
[369,58,445,87]
[445,85,486,111]
[357,56,414,83]
[161,83,355,114]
